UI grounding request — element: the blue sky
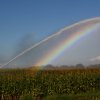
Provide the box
[0,0,100,65]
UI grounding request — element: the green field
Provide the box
[0,67,100,100]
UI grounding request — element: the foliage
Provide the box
[43,92,100,100]
[0,68,100,99]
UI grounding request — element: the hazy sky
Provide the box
[0,0,100,66]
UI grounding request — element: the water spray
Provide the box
[0,17,100,68]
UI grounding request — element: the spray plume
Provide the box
[0,17,100,68]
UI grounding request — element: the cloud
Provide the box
[90,56,100,61]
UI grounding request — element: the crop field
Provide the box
[0,67,100,100]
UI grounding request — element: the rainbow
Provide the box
[35,18,100,66]
[1,17,100,68]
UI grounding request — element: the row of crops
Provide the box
[0,68,100,100]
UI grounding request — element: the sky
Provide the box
[0,0,100,66]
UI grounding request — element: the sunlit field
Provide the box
[0,67,100,100]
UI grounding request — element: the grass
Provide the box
[43,91,100,100]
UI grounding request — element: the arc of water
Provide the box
[0,17,100,68]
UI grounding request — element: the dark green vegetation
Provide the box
[0,68,100,100]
